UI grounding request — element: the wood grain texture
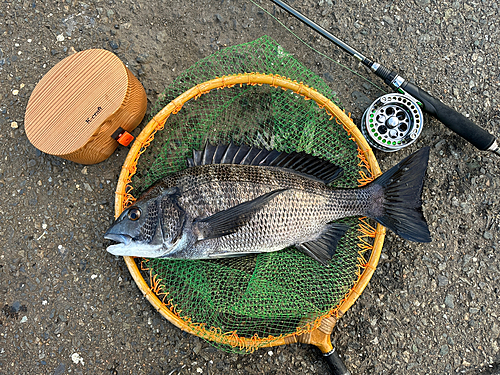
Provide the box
[25,49,147,164]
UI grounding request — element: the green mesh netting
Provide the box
[129,36,373,353]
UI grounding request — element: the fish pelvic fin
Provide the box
[368,147,431,243]
[295,223,350,266]
[194,189,288,241]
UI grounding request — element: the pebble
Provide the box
[109,40,119,50]
[469,320,479,328]
[71,353,84,365]
[56,34,65,42]
[492,323,500,338]
[439,344,449,356]
[438,275,448,287]
[136,54,149,63]
[444,294,454,309]
[382,15,394,25]
[11,121,18,129]
[483,231,493,240]
[54,363,66,375]
[11,301,21,313]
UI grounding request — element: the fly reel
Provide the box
[361,92,423,152]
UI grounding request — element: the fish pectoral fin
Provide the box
[295,223,350,266]
[194,189,288,240]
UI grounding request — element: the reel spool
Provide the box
[361,92,423,152]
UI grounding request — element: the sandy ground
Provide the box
[1,0,499,374]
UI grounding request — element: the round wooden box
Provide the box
[25,49,147,165]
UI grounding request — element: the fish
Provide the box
[104,143,431,265]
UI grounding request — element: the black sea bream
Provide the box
[105,143,431,265]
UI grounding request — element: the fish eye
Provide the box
[127,207,141,221]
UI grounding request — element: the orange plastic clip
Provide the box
[111,127,134,146]
[117,131,134,146]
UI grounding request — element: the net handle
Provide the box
[114,73,385,350]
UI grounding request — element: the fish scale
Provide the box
[105,144,431,266]
[161,164,369,258]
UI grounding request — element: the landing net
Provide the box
[114,36,384,353]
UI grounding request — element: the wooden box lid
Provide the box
[25,49,147,164]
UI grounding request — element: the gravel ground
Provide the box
[1,0,500,374]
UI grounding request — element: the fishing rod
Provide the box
[271,0,500,155]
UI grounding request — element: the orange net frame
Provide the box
[112,71,385,354]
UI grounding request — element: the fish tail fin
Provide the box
[368,147,431,242]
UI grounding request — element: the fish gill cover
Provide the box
[124,36,377,353]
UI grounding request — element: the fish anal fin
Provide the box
[295,223,349,266]
[194,189,288,240]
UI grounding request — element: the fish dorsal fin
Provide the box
[187,143,343,184]
[194,189,287,240]
[295,223,349,266]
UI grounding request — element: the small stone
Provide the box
[469,319,478,328]
[469,307,479,314]
[438,275,448,287]
[109,40,119,50]
[382,15,394,25]
[56,34,65,42]
[54,363,66,375]
[444,294,454,309]
[51,49,59,56]
[484,231,493,240]
[71,353,84,365]
[193,340,202,355]
[492,323,500,338]
[11,301,21,313]
[20,316,28,323]
[439,344,449,356]
[136,54,149,63]
[11,121,18,129]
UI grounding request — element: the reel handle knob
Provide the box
[400,81,496,152]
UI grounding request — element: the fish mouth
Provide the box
[104,233,132,246]
[104,233,135,256]
[104,233,165,258]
